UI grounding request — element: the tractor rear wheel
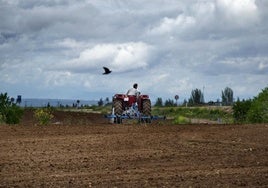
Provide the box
[141,99,151,123]
[114,99,123,115]
[142,99,151,116]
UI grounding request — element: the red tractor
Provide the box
[111,93,152,123]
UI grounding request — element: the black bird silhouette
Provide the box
[103,67,112,75]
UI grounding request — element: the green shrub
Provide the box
[6,105,23,124]
[34,108,54,125]
[233,99,252,123]
[173,115,190,124]
[233,87,268,123]
[0,93,23,124]
[168,108,175,114]
[247,87,268,123]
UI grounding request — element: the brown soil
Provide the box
[0,109,268,187]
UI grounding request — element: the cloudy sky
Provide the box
[1,0,268,102]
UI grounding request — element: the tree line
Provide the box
[155,87,234,107]
[1,86,267,124]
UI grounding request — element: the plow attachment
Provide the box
[104,114,166,124]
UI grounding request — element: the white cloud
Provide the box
[54,42,152,73]
[217,0,257,15]
[148,0,259,37]
[0,0,267,101]
[56,38,85,49]
[258,61,268,71]
[216,0,258,27]
[148,14,196,35]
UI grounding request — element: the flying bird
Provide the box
[103,67,112,75]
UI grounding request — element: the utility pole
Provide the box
[203,86,205,103]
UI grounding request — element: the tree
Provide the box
[105,97,110,105]
[16,95,22,105]
[164,99,175,107]
[182,99,188,106]
[189,88,204,105]
[98,98,104,106]
[174,95,179,106]
[222,87,234,106]
[0,93,23,124]
[76,100,80,108]
[154,97,163,107]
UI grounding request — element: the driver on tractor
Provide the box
[126,83,140,106]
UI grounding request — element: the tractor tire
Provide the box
[141,99,151,123]
[114,99,123,115]
[142,99,151,116]
[115,116,122,124]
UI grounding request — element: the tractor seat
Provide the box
[127,95,137,106]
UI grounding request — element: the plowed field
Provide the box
[1,109,268,187]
